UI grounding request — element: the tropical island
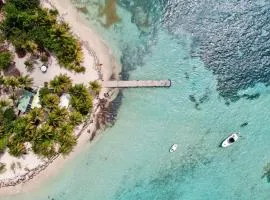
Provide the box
[0,0,119,189]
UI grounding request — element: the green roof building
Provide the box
[17,90,34,113]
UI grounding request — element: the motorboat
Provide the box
[169,144,178,152]
[220,133,239,148]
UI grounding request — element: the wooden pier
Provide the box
[102,80,171,88]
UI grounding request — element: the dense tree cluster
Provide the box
[0,74,93,158]
[1,0,85,72]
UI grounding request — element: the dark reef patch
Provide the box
[240,122,248,127]
[241,93,260,100]
[163,0,270,100]
[188,88,211,110]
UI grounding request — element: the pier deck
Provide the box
[102,80,171,88]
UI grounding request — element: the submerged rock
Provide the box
[131,6,151,33]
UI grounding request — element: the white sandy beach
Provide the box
[0,0,120,195]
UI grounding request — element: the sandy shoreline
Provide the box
[0,0,120,196]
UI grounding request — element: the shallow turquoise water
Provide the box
[3,0,270,199]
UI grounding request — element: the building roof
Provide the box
[18,90,34,113]
[59,93,70,108]
[31,88,41,109]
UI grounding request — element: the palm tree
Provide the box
[26,108,44,126]
[69,83,85,96]
[35,123,55,141]
[58,132,77,155]
[4,76,19,104]
[49,74,72,94]
[0,99,11,109]
[56,124,74,145]
[41,93,60,110]
[23,40,38,54]
[32,140,56,158]
[69,111,83,126]
[70,84,93,115]
[89,80,102,95]
[10,117,28,138]
[48,107,69,127]
[17,75,33,88]
[7,140,27,157]
[4,76,19,92]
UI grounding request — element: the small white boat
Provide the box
[221,133,239,148]
[169,144,178,152]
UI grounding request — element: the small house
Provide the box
[59,93,70,108]
[17,90,34,114]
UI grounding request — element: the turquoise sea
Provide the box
[3,0,270,199]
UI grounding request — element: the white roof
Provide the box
[31,89,41,109]
[59,93,70,108]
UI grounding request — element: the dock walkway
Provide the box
[102,80,171,88]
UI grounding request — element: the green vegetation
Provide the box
[17,75,33,88]
[69,111,83,126]
[0,137,8,153]
[41,93,60,110]
[0,51,13,71]
[24,58,37,72]
[0,73,96,158]
[0,0,99,160]
[1,75,33,92]
[70,84,93,115]
[1,0,85,72]
[89,80,102,95]
[49,74,72,94]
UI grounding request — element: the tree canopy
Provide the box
[0,73,94,158]
[49,74,72,94]
[8,0,40,10]
[70,84,93,115]
[1,0,85,72]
